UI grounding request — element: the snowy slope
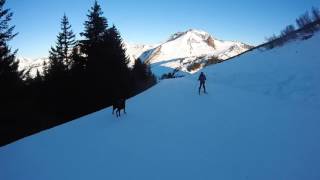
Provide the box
[1,79,319,180]
[1,32,320,180]
[207,32,320,107]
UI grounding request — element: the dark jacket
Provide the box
[198,73,206,82]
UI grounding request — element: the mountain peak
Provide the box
[138,29,252,74]
[186,29,211,35]
[167,29,214,43]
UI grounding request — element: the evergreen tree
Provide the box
[0,0,22,91]
[80,1,132,105]
[81,0,107,48]
[80,0,109,81]
[132,58,157,94]
[132,58,148,80]
[0,0,24,139]
[46,14,76,80]
[47,45,66,80]
[107,25,130,66]
[296,12,312,29]
[34,70,43,83]
[70,46,86,74]
[61,15,76,65]
[106,25,131,97]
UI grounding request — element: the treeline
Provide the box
[265,7,320,49]
[0,0,156,146]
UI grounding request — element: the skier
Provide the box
[198,72,207,94]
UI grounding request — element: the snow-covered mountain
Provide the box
[17,57,49,77]
[123,43,157,67]
[16,44,155,76]
[143,29,250,63]
[137,29,252,75]
[2,31,320,180]
[17,29,251,77]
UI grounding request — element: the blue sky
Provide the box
[6,0,320,59]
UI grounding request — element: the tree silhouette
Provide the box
[80,1,132,105]
[0,0,22,91]
[61,15,76,65]
[46,14,76,80]
[133,58,148,80]
[132,58,157,94]
[311,7,320,21]
[81,0,107,47]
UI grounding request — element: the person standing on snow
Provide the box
[198,72,207,94]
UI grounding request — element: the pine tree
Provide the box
[296,12,312,29]
[79,1,139,106]
[107,25,130,67]
[311,7,320,21]
[0,0,22,90]
[61,15,76,65]
[106,25,131,97]
[80,0,109,77]
[46,14,76,80]
[132,58,148,80]
[81,0,107,47]
[132,58,156,94]
[70,46,86,74]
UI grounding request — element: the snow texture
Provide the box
[1,32,320,180]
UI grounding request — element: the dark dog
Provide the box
[112,99,126,117]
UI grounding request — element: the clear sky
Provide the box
[6,0,320,59]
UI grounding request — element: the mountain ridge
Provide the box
[137,29,253,75]
[17,29,253,77]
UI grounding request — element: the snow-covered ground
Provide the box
[1,32,320,180]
